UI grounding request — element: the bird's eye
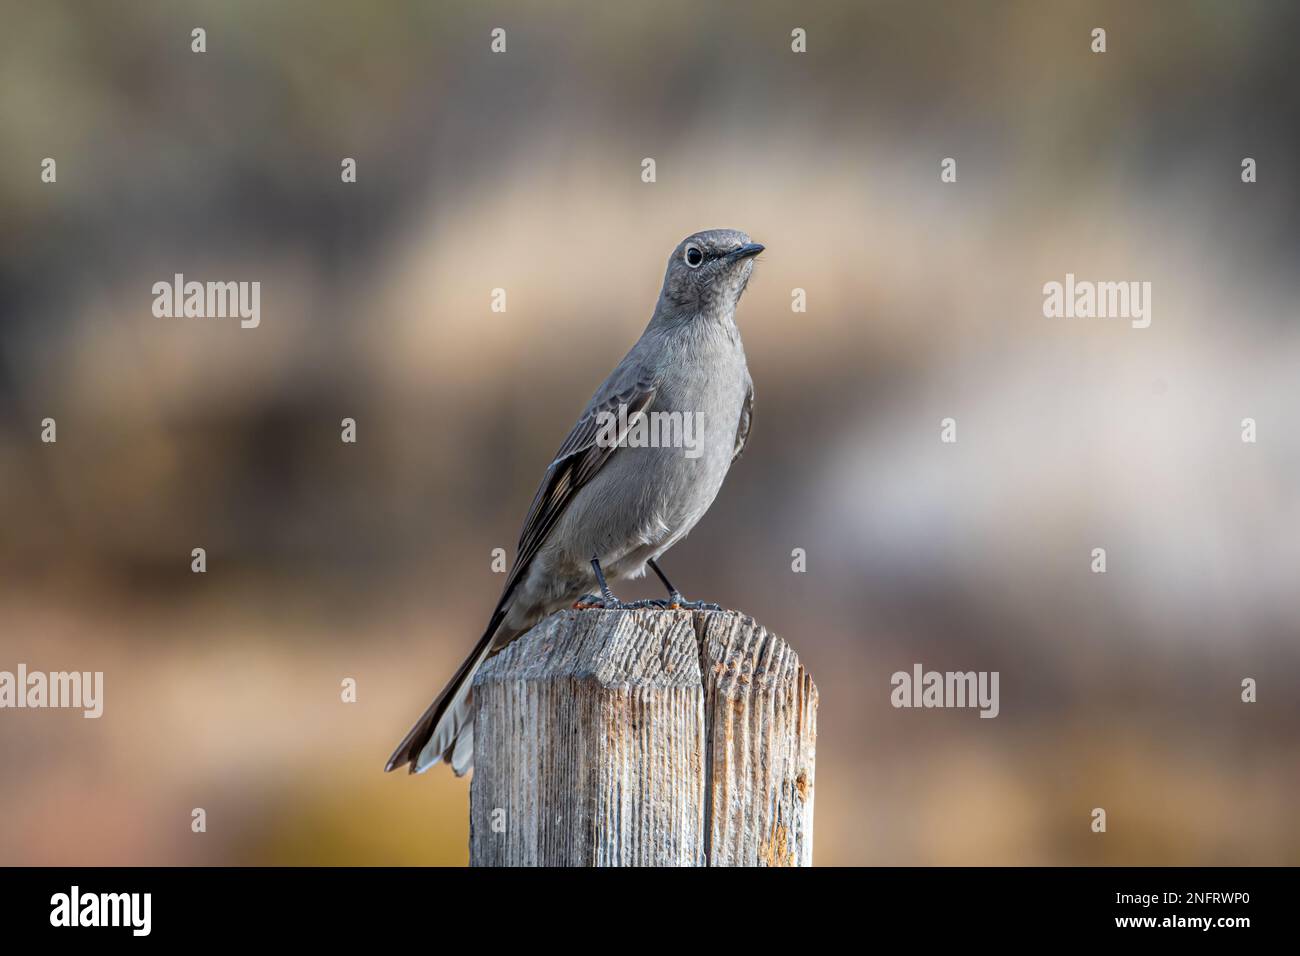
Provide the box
[684,244,704,268]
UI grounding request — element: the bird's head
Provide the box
[656,229,764,321]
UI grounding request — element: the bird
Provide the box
[385,229,763,775]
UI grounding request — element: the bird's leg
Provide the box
[591,555,617,603]
[643,558,722,611]
[574,555,633,609]
[648,558,684,606]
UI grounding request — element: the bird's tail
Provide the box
[384,606,517,776]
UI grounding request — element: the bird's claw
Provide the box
[573,595,723,612]
[662,590,721,611]
[573,593,634,610]
[670,599,723,611]
[625,596,724,612]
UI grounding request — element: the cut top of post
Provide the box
[469,607,817,867]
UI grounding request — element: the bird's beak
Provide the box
[729,242,765,261]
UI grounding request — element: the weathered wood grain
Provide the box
[469,608,817,866]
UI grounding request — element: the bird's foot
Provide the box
[572,593,637,610]
[635,593,723,612]
[571,594,721,611]
[642,559,722,611]
[572,555,635,610]
[573,557,721,611]
[675,599,723,611]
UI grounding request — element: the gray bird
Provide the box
[385,229,762,775]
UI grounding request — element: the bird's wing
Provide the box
[500,365,659,605]
[732,375,754,463]
[386,357,658,773]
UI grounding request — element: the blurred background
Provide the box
[2,0,1298,865]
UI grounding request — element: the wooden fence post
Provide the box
[469,607,817,866]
